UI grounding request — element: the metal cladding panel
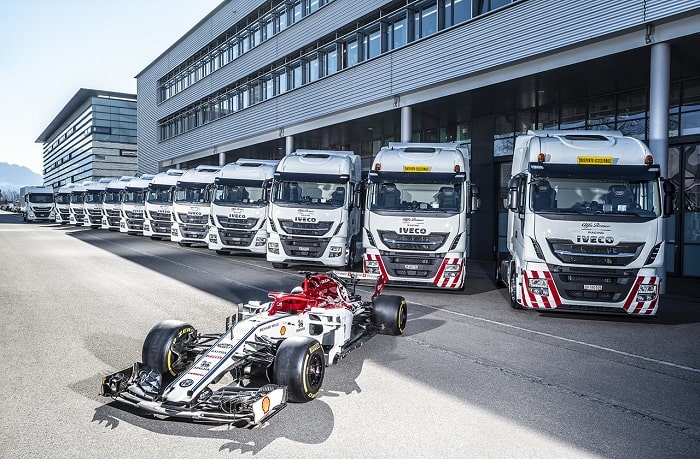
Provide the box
[390,0,645,95]
[645,0,700,21]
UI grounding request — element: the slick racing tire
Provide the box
[142,320,198,377]
[273,337,325,403]
[373,295,407,336]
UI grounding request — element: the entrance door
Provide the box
[668,143,700,277]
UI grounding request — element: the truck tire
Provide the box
[273,337,325,403]
[178,242,191,247]
[142,320,198,377]
[271,262,287,269]
[372,295,407,335]
[345,237,357,270]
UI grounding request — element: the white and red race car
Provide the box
[100,271,406,427]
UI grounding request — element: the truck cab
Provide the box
[101,177,135,231]
[20,186,55,222]
[83,178,115,228]
[171,165,221,246]
[363,143,479,289]
[143,169,185,240]
[68,182,93,226]
[208,159,278,255]
[498,130,675,315]
[120,174,154,235]
[54,184,76,224]
[266,150,363,269]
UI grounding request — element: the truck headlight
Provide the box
[268,242,279,254]
[444,264,460,272]
[527,278,549,296]
[365,260,379,268]
[209,234,218,243]
[255,237,266,247]
[636,284,658,302]
[329,246,342,257]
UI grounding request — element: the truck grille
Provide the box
[220,230,255,247]
[278,220,333,236]
[280,236,330,257]
[547,239,643,266]
[378,231,448,251]
[178,213,208,224]
[380,252,442,278]
[149,212,171,221]
[218,216,258,230]
[547,265,638,303]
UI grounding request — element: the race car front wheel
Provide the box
[142,320,198,377]
[373,295,407,336]
[273,337,325,403]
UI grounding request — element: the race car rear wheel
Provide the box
[142,320,198,377]
[273,337,324,403]
[373,295,407,336]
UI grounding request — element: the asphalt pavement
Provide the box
[1,212,699,458]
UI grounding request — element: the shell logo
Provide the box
[262,396,271,414]
[280,325,286,335]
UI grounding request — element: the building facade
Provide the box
[136,0,700,277]
[37,88,138,188]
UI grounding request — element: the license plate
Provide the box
[584,284,603,291]
[404,264,419,270]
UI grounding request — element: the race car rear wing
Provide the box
[330,271,385,299]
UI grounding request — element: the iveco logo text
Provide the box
[294,216,317,223]
[577,236,614,243]
[399,227,427,234]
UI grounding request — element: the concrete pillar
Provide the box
[218,152,226,166]
[401,106,412,143]
[286,136,294,155]
[649,42,670,177]
[649,42,671,293]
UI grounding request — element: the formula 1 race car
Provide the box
[100,271,406,427]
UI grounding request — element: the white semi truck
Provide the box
[171,165,221,246]
[208,159,278,255]
[54,184,76,224]
[20,186,55,222]
[68,181,93,226]
[267,150,363,269]
[101,176,135,231]
[120,174,154,235]
[497,130,675,316]
[363,143,479,289]
[83,178,115,228]
[143,169,185,240]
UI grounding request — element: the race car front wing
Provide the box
[101,362,287,427]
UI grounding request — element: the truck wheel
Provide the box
[345,238,357,270]
[142,320,198,377]
[273,337,324,403]
[271,262,287,269]
[150,236,162,241]
[372,295,407,335]
[509,266,522,309]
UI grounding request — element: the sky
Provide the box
[0,0,223,175]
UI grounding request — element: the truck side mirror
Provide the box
[469,183,480,213]
[662,179,675,217]
[506,177,520,211]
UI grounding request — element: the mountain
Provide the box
[0,162,43,193]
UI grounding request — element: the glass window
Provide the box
[617,89,647,139]
[345,39,359,67]
[291,1,302,24]
[290,65,302,88]
[323,47,338,75]
[560,101,586,130]
[240,32,249,54]
[308,0,319,14]
[306,56,319,82]
[453,0,470,24]
[265,16,274,39]
[367,29,381,59]
[416,3,438,39]
[275,71,288,94]
[478,0,511,15]
[389,15,407,49]
[588,95,616,130]
[277,6,288,32]
[494,114,514,157]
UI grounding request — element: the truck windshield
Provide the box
[369,182,462,213]
[55,194,70,205]
[175,186,209,204]
[29,193,53,204]
[214,184,265,206]
[272,181,346,208]
[84,191,103,204]
[70,193,85,204]
[103,191,121,204]
[529,178,660,217]
[123,190,145,204]
[147,187,172,204]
